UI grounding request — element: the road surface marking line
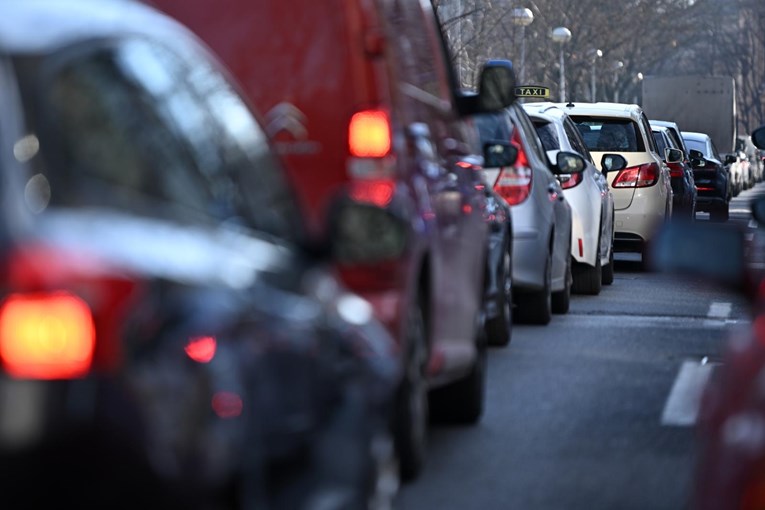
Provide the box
[661,360,716,427]
[707,302,732,319]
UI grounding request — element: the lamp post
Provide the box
[588,48,603,102]
[551,27,572,102]
[633,72,644,104]
[511,7,534,84]
[611,60,624,102]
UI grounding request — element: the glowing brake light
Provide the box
[493,132,532,205]
[667,162,684,178]
[0,292,95,379]
[349,110,391,158]
[612,162,660,188]
[185,336,217,363]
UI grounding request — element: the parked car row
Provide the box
[8,0,747,507]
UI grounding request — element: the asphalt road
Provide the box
[395,185,765,510]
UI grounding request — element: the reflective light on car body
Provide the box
[185,336,217,363]
[337,294,374,326]
[212,391,243,419]
[13,134,40,163]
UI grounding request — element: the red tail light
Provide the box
[349,109,391,158]
[185,336,217,363]
[613,162,660,188]
[494,132,532,205]
[0,292,95,379]
[667,162,684,178]
[696,186,715,191]
[349,179,395,207]
[559,172,583,189]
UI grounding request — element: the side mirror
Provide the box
[664,147,683,164]
[724,153,738,165]
[753,125,765,150]
[600,153,627,173]
[555,151,586,175]
[689,149,704,160]
[483,140,518,168]
[476,59,517,112]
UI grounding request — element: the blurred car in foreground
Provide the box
[651,124,765,510]
[523,102,618,294]
[0,1,399,508]
[475,101,573,325]
[651,123,697,221]
[560,102,673,268]
[152,0,522,480]
[682,131,731,222]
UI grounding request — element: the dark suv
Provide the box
[153,0,518,480]
[682,131,731,222]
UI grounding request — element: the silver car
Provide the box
[475,103,573,325]
[523,103,617,295]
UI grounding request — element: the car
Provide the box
[150,0,519,480]
[556,102,674,268]
[474,100,574,325]
[0,1,401,508]
[523,102,617,294]
[651,123,697,221]
[682,131,731,222]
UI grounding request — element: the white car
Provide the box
[523,103,616,294]
[552,102,673,267]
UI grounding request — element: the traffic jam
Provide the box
[1,0,764,509]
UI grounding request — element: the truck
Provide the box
[641,75,737,154]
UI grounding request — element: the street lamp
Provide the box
[587,48,603,102]
[551,27,572,102]
[511,7,534,84]
[611,60,624,102]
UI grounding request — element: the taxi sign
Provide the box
[515,86,550,99]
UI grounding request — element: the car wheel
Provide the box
[551,254,571,314]
[515,252,552,325]
[572,244,602,295]
[429,310,487,424]
[485,250,512,347]
[711,204,729,222]
[394,295,428,482]
[602,244,615,285]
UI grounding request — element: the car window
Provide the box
[531,119,560,152]
[653,131,668,155]
[473,110,513,145]
[684,138,708,157]
[14,38,301,240]
[512,104,548,163]
[570,116,644,152]
[562,116,593,164]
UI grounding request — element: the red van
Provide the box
[149,0,518,480]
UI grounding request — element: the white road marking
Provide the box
[661,360,717,427]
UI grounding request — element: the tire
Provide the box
[602,244,615,285]
[711,204,729,222]
[571,245,602,295]
[551,255,571,314]
[393,296,429,483]
[641,240,652,272]
[485,250,512,347]
[515,252,552,325]
[429,311,487,424]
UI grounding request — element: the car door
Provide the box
[564,115,613,258]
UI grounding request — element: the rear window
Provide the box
[684,138,708,157]
[570,116,645,152]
